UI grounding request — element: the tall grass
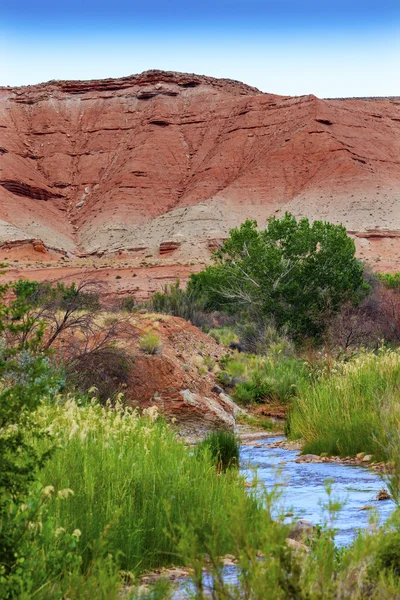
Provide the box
[196,430,240,471]
[34,400,263,575]
[217,353,310,405]
[288,350,400,458]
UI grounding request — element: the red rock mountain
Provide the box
[1,69,400,272]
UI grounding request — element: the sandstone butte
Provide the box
[0,69,400,298]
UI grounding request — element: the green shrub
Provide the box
[120,295,137,312]
[377,272,400,290]
[218,354,309,404]
[209,326,239,346]
[196,430,240,471]
[203,355,215,372]
[139,333,161,355]
[148,280,212,329]
[372,531,400,578]
[217,359,247,387]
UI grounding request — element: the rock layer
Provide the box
[1,70,400,270]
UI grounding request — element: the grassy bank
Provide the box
[34,400,263,575]
[288,350,400,459]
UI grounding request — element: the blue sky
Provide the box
[2,1,399,97]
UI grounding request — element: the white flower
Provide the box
[41,485,55,497]
[143,406,159,422]
[58,488,74,500]
[72,529,81,538]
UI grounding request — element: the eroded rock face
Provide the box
[0,70,400,271]
[124,314,239,433]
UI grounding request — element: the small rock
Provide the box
[211,385,224,395]
[222,554,237,566]
[376,488,391,501]
[356,452,366,459]
[286,537,310,553]
[295,454,320,463]
[362,455,372,463]
[288,519,316,542]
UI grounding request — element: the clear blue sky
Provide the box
[2,0,399,97]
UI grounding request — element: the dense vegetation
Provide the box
[3,212,400,597]
[188,213,367,339]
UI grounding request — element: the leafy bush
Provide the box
[196,430,240,471]
[189,213,368,339]
[139,332,161,355]
[377,271,400,290]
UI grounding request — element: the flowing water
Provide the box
[173,435,394,597]
[241,435,393,547]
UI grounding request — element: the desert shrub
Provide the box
[217,359,247,387]
[148,280,213,329]
[120,295,137,312]
[202,355,216,372]
[209,326,239,346]
[66,346,133,404]
[238,320,296,356]
[377,271,400,290]
[196,430,240,471]
[139,332,161,354]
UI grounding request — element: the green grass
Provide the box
[217,353,310,405]
[139,332,161,354]
[196,430,240,471]
[34,400,263,576]
[288,350,400,459]
[209,326,239,346]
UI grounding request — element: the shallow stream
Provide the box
[172,435,394,597]
[241,435,394,547]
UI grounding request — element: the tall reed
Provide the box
[34,400,263,575]
[288,350,400,458]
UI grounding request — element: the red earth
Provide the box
[1,69,400,295]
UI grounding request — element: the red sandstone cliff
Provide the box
[1,69,400,270]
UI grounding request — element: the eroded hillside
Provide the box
[1,69,400,290]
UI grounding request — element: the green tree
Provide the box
[189,213,367,339]
[0,282,61,580]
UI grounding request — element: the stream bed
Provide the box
[171,435,394,598]
[241,435,394,547]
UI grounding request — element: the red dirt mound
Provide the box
[122,314,240,434]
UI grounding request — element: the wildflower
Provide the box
[72,529,81,538]
[58,488,74,499]
[55,527,66,537]
[143,406,159,422]
[69,420,79,439]
[41,485,55,497]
